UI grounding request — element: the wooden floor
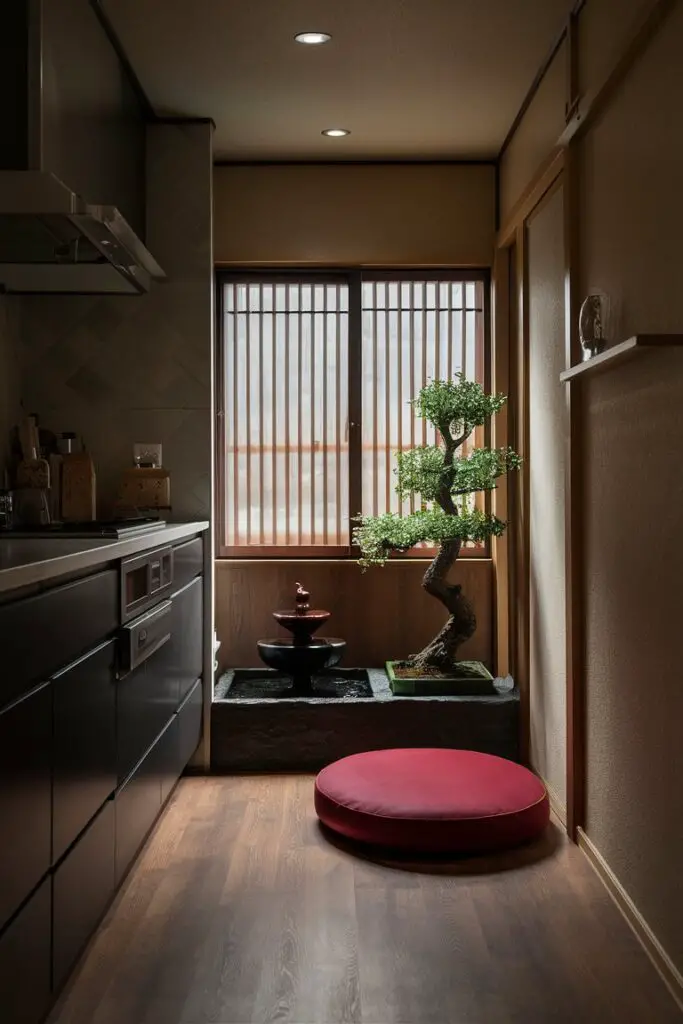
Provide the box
[49,776,681,1024]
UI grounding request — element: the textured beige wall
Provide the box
[578,0,656,100]
[578,4,683,335]
[498,39,567,226]
[583,352,683,976]
[20,122,213,519]
[0,297,22,474]
[527,185,567,810]
[499,0,653,227]
[579,0,683,977]
[214,163,496,267]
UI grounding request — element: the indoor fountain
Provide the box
[256,582,347,695]
[213,586,519,770]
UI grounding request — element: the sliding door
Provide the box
[526,183,567,810]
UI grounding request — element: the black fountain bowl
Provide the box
[257,637,346,675]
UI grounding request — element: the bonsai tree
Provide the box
[353,376,521,675]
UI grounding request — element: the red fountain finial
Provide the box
[295,582,310,615]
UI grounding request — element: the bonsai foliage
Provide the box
[353,377,521,671]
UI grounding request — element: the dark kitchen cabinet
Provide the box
[0,568,118,709]
[53,640,117,863]
[115,738,163,886]
[156,715,180,806]
[53,800,115,992]
[156,678,203,805]
[117,575,203,782]
[177,678,203,773]
[0,527,205,1022]
[169,575,203,705]
[0,878,51,1024]
[172,536,203,591]
[117,660,177,785]
[0,684,51,930]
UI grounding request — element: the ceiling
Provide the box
[102,0,574,162]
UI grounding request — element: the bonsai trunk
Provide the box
[408,538,476,671]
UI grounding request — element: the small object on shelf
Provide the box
[116,467,171,514]
[49,452,63,521]
[16,415,51,490]
[117,443,170,515]
[14,487,50,526]
[579,293,608,361]
[61,434,97,522]
[0,488,14,530]
[133,442,162,468]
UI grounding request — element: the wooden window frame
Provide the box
[215,267,491,560]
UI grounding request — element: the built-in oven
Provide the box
[117,547,176,780]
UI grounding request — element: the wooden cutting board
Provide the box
[61,451,96,521]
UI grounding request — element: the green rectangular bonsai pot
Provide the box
[385,660,495,696]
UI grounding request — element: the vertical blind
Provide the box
[219,274,486,554]
[223,281,349,550]
[361,279,485,518]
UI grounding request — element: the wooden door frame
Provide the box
[494,150,584,836]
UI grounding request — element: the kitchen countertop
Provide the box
[0,521,209,594]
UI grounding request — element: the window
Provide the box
[216,271,488,557]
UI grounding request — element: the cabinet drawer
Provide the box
[0,685,51,930]
[177,678,203,772]
[115,742,162,885]
[53,801,115,992]
[157,716,180,805]
[117,615,177,783]
[169,576,203,706]
[156,679,203,806]
[0,569,118,708]
[53,641,117,863]
[0,877,51,1024]
[172,536,203,591]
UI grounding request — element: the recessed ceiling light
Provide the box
[322,128,350,137]
[295,31,331,45]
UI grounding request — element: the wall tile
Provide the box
[20,123,214,521]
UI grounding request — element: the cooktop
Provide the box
[3,517,167,539]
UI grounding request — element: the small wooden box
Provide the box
[116,467,171,513]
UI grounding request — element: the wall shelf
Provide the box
[560,334,683,383]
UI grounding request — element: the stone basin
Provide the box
[272,609,330,643]
[257,637,346,696]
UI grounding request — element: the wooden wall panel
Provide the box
[213,164,496,268]
[215,559,493,672]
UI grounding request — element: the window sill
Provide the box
[215,555,493,565]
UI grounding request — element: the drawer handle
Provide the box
[119,600,172,676]
[135,630,170,664]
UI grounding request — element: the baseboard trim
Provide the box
[578,828,683,1013]
[530,766,567,827]
[543,778,567,827]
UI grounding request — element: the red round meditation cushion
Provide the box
[314,748,549,854]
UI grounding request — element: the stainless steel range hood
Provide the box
[0,0,166,295]
[0,171,165,295]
